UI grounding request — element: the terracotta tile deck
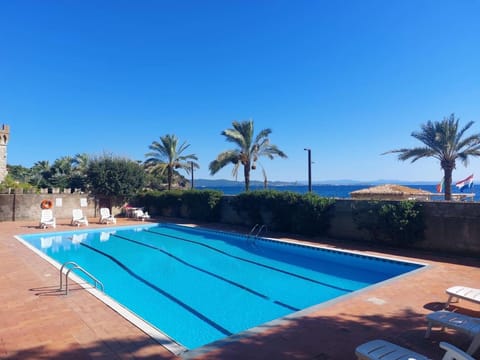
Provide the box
[1,218,479,359]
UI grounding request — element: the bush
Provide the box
[133,189,223,221]
[231,190,335,236]
[352,200,425,246]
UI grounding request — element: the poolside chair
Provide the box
[425,310,480,355]
[71,208,89,227]
[99,207,116,224]
[39,209,56,229]
[133,209,150,221]
[356,339,475,360]
[445,286,480,309]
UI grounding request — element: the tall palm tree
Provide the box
[209,120,287,191]
[384,114,480,200]
[145,134,199,190]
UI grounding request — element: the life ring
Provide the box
[41,199,53,209]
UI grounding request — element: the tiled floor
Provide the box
[1,218,479,359]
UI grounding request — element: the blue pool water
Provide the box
[19,224,423,351]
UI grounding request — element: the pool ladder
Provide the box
[59,261,104,295]
[248,224,267,246]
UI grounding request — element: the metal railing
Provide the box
[59,261,104,295]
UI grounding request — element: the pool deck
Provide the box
[1,217,479,359]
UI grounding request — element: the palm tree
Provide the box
[145,134,199,190]
[384,114,480,200]
[30,160,51,188]
[71,153,90,191]
[209,120,287,191]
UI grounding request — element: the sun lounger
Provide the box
[446,286,480,309]
[99,207,116,224]
[425,311,480,355]
[133,209,150,221]
[39,209,56,229]
[71,208,89,227]
[355,339,475,360]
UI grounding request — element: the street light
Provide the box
[304,148,312,192]
[191,162,194,190]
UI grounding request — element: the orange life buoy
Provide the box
[41,199,53,209]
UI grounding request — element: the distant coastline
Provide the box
[193,180,478,201]
[194,178,438,187]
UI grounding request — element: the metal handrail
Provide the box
[248,224,259,237]
[59,261,104,295]
[255,224,267,238]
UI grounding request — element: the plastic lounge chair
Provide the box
[355,339,475,360]
[39,209,56,229]
[446,286,480,309]
[425,311,480,355]
[99,207,116,224]
[134,209,150,221]
[71,208,89,227]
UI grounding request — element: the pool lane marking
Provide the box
[78,242,233,337]
[145,229,353,293]
[111,234,300,312]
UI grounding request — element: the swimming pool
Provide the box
[18,223,424,354]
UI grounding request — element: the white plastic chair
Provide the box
[426,310,480,355]
[99,207,116,224]
[71,208,89,227]
[445,286,480,309]
[133,209,150,221]
[356,339,475,360]
[39,209,56,229]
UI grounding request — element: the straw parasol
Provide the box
[350,184,433,200]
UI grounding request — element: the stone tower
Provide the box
[0,124,10,182]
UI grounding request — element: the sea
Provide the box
[196,184,479,201]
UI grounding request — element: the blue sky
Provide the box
[1,1,479,183]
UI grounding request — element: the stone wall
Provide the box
[0,194,97,222]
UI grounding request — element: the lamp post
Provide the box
[304,148,312,192]
[191,162,194,190]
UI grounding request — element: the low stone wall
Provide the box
[329,199,480,254]
[0,194,97,222]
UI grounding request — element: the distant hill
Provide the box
[194,179,296,187]
[195,178,437,187]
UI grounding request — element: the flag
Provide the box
[436,178,444,193]
[455,174,474,192]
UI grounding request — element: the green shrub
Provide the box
[231,190,335,236]
[180,190,223,221]
[133,189,222,220]
[352,200,425,246]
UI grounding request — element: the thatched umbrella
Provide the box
[350,184,432,201]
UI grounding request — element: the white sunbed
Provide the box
[71,208,89,227]
[355,339,475,360]
[425,310,480,355]
[446,286,480,309]
[99,207,116,224]
[39,209,56,229]
[133,209,150,221]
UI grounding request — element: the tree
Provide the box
[30,160,51,188]
[50,156,74,189]
[86,154,145,208]
[384,114,480,200]
[209,120,287,191]
[7,164,32,183]
[71,153,90,190]
[144,134,199,190]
